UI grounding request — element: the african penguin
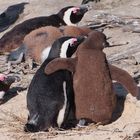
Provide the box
[24,36,85,132]
[44,31,139,126]
[0,5,89,53]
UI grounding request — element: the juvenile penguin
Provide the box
[0,73,16,103]
[7,26,92,64]
[45,31,138,125]
[24,36,85,132]
[8,27,138,97]
[0,2,28,32]
[0,5,89,53]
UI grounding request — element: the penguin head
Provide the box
[0,74,16,92]
[58,5,89,26]
[48,36,86,59]
[81,31,109,50]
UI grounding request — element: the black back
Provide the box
[0,2,28,32]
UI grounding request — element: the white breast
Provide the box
[41,46,51,63]
[57,81,67,127]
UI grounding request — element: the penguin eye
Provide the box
[68,42,74,47]
[72,8,80,14]
[69,43,73,47]
[70,43,75,47]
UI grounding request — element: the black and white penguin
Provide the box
[0,74,16,103]
[0,5,89,53]
[0,2,28,32]
[24,36,85,132]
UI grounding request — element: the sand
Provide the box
[0,0,140,139]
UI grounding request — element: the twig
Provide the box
[87,23,108,29]
[123,122,140,130]
[109,42,129,47]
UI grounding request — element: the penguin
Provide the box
[81,0,100,4]
[0,5,89,53]
[24,36,85,132]
[0,73,16,103]
[44,31,138,126]
[0,2,28,32]
[7,26,92,65]
[44,31,116,125]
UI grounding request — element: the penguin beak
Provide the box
[76,5,89,15]
[74,36,86,46]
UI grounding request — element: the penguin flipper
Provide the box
[109,64,139,97]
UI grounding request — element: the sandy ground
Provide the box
[0,0,140,140]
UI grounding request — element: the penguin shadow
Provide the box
[1,86,27,105]
[111,82,139,122]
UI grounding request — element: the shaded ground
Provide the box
[0,0,140,139]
